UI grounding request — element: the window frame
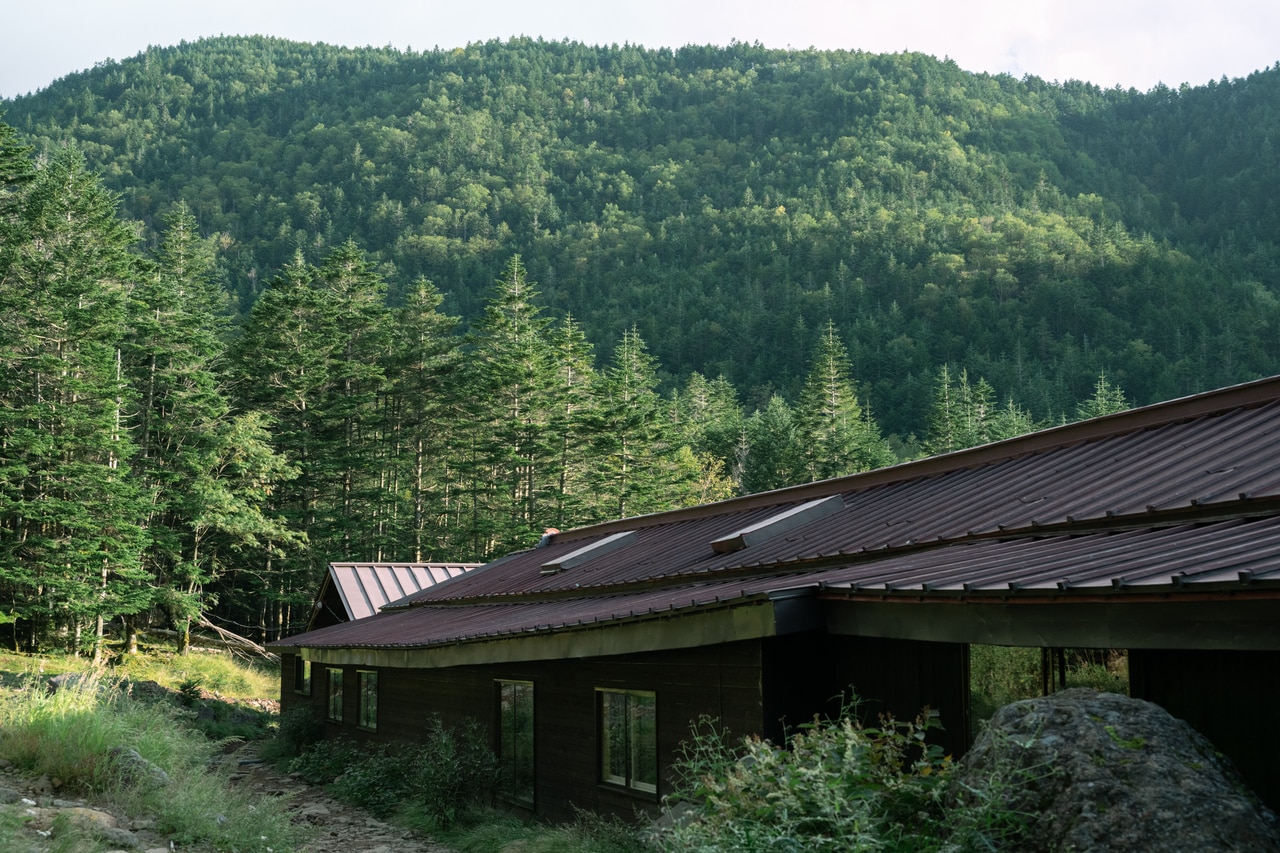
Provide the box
[357,669,378,731]
[326,667,344,723]
[596,688,658,796]
[293,657,312,695]
[495,679,535,807]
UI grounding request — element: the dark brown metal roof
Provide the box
[274,375,1280,653]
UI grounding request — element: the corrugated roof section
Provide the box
[281,516,1280,651]
[396,397,1280,604]
[328,562,480,620]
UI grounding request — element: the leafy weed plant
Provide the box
[656,699,1026,853]
[291,716,499,828]
[433,805,649,853]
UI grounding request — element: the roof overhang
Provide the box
[821,595,1280,651]
[287,593,819,669]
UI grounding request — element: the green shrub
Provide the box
[293,716,500,828]
[434,805,649,853]
[409,717,499,828]
[261,704,326,764]
[970,646,1130,727]
[656,700,1027,853]
[289,736,360,785]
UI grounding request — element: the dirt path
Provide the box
[224,743,458,853]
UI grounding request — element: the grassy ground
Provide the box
[0,648,300,853]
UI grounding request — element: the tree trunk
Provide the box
[123,617,139,655]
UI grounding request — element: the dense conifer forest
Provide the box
[2,37,1278,650]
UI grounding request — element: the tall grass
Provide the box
[0,665,301,852]
[114,648,280,700]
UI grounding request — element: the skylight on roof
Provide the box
[711,495,844,554]
[540,530,637,575]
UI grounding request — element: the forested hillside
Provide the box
[5,37,1279,434]
[2,37,1279,651]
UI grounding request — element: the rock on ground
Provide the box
[954,688,1280,853]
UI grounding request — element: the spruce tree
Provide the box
[0,146,148,655]
[795,321,895,481]
[229,253,336,637]
[465,256,560,551]
[589,327,676,520]
[547,315,600,527]
[739,395,805,494]
[384,278,462,560]
[1075,372,1130,421]
[125,203,297,651]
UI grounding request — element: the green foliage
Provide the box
[924,365,1040,455]
[969,645,1043,724]
[656,704,1026,852]
[259,705,325,764]
[969,646,1130,726]
[4,39,1279,643]
[1074,372,1130,421]
[176,676,202,705]
[291,717,499,828]
[0,665,299,852]
[794,320,896,479]
[434,806,649,853]
[7,38,1278,441]
[114,647,279,700]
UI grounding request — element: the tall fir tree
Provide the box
[312,241,393,558]
[465,256,561,552]
[1075,372,1130,421]
[589,327,675,520]
[229,253,337,638]
[384,277,462,561]
[0,113,35,222]
[673,372,745,482]
[546,315,600,527]
[125,203,296,652]
[925,365,1039,455]
[0,145,148,656]
[738,395,805,494]
[795,321,895,481]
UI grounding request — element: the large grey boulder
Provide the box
[954,689,1280,852]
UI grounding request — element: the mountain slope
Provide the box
[5,37,1279,434]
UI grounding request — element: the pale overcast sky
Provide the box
[2,0,1277,100]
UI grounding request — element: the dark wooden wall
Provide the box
[761,633,971,756]
[280,634,970,822]
[1130,648,1280,811]
[282,642,765,822]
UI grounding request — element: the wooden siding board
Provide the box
[762,634,970,754]
[1130,648,1280,811]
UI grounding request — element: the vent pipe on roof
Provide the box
[540,530,637,575]
[710,495,845,554]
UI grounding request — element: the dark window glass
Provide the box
[598,689,657,795]
[327,668,343,723]
[358,670,378,730]
[497,680,534,805]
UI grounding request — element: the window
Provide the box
[496,680,534,805]
[327,668,344,723]
[294,658,312,695]
[357,670,378,731]
[597,689,657,795]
